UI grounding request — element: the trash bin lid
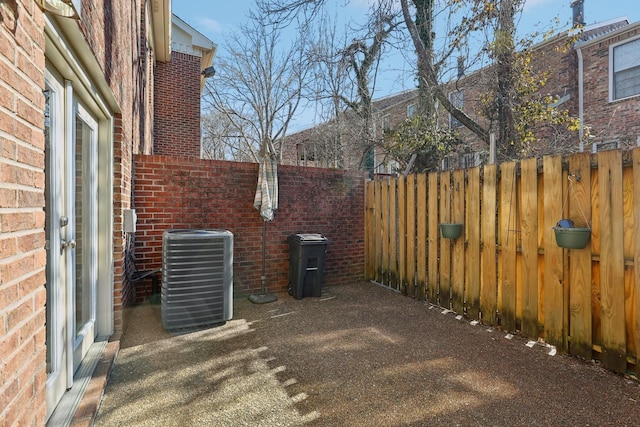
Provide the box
[297,233,325,240]
[289,233,328,242]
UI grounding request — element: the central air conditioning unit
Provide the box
[161,229,233,330]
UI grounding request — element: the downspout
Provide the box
[576,45,585,152]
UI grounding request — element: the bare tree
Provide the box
[259,0,486,162]
[202,11,310,162]
[400,0,490,144]
[261,0,578,164]
[340,4,402,171]
[304,11,353,168]
[201,110,255,161]
[269,1,403,171]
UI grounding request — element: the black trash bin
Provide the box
[288,233,329,299]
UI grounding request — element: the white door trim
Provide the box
[44,14,115,420]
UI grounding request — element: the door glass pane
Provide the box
[44,87,53,374]
[74,114,93,335]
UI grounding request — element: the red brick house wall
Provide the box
[0,3,47,426]
[1,0,158,422]
[133,156,365,295]
[154,52,202,158]
[581,25,640,146]
[425,21,640,158]
[77,0,154,334]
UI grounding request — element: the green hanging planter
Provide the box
[439,223,463,240]
[553,226,591,249]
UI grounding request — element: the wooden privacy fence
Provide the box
[364,149,640,377]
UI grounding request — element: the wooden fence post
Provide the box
[466,167,481,320]
[440,170,452,309]
[428,172,439,304]
[567,152,593,360]
[406,174,416,297]
[416,174,427,300]
[452,169,466,314]
[481,165,498,325]
[543,155,566,351]
[520,157,540,339]
[396,176,404,291]
[598,150,626,373]
[633,148,640,370]
[500,161,518,332]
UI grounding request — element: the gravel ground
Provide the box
[94,282,640,426]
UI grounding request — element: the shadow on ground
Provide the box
[94,282,640,426]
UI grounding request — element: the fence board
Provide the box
[374,180,382,283]
[634,148,640,366]
[452,169,466,314]
[521,158,539,338]
[598,150,626,373]
[537,170,545,331]
[568,152,593,360]
[381,179,390,285]
[625,267,636,363]
[406,174,416,297]
[428,173,439,304]
[543,155,565,351]
[398,176,407,292]
[517,176,524,325]
[590,167,603,347]
[481,165,498,325]
[440,171,452,309]
[623,166,636,361]
[466,167,481,320]
[389,178,398,289]
[365,182,375,280]
[623,167,634,260]
[500,161,518,331]
[416,174,427,300]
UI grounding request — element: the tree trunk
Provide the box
[400,0,489,144]
[413,0,437,120]
[495,0,517,159]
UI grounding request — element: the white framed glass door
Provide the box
[45,71,99,420]
[45,71,68,419]
[72,101,98,370]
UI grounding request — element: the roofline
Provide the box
[151,0,171,62]
[172,14,217,51]
[372,89,418,103]
[448,17,636,86]
[582,16,630,32]
[576,19,640,49]
[531,17,630,52]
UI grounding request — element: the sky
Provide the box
[172,0,639,130]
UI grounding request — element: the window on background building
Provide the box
[407,104,416,117]
[449,91,464,128]
[459,151,481,168]
[297,142,315,162]
[611,36,640,101]
[382,114,391,133]
[591,140,619,153]
[441,151,483,170]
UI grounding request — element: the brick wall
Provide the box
[133,156,365,295]
[79,0,155,332]
[153,52,202,158]
[581,27,640,147]
[0,3,47,426]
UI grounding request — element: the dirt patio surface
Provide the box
[94,282,640,426]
